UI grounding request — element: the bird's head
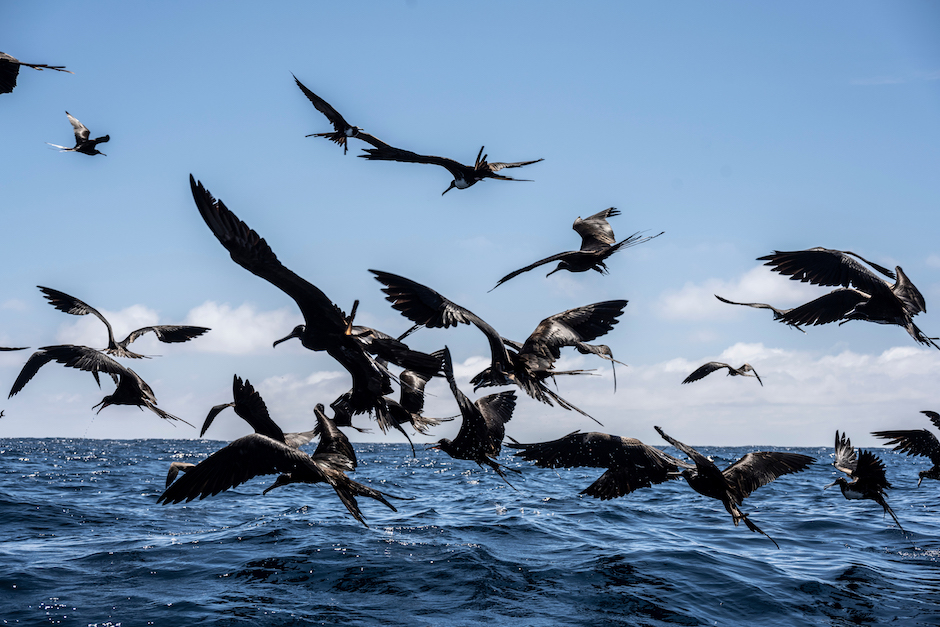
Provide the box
[273,325,305,348]
[546,261,570,277]
[824,477,847,490]
[92,395,114,413]
[442,180,457,195]
[263,474,294,495]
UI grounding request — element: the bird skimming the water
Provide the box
[825,430,903,530]
[655,425,814,548]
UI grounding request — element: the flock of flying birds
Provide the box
[3,52,939,546]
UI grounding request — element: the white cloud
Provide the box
[183,301,301,355]
[656,266,820,321]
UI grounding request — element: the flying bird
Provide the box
[825,430,903,530]
[491,208,663,290]
[199,375,318,448]
[682,362,762,386]
[655,426,814,548]
[157,433,397,527]
[157,378,397,526]
[38,286,209,359]
[872,411,940,487]
[191,175,394,414]
[758,247,936,348]
[432,347,518,485]
[47,112,109,156]
[509,430,692,499]
[714,295,805,332]
[8,345,188,424]
[293,76,392,154]
[470,300,628,419]
[0,51,72,94]
[360,144,543,194]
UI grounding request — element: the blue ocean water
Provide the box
[1,438,938,626]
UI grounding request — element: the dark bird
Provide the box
[714,295,805,332]
[371,270,624,419]
[157,433,397,526]
[47,112,109,156]
[293,76,391,154]
[8,345,188,424]
[370,269,515,388]
[509,430,692,499]
[0,410,5,419]
[199,375,318,448]
[157,379,397,526]
[431,347,518,484]
[825,430,903,530]
[758,247,936,349]
[470,300,628,420]
[0,51,72,94]
[682,362,763,386]
[360,143,543,194]
[490,208,663,290]
[655,426,815,548]
[191,175,393,414]
[872,410,940,486]
[38,286,209,359]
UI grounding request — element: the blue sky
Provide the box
[2,1,939,446]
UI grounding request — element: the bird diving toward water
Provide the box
[682,362,762,386]
[872,411,940,487]
[758,247,937,349]
[191,175,397,415]
[158,376,398,527]
[826,430,903,530]
[0,51,72,94]
[490,208,663,291]
[38,286,209,359]
[431,347,519,485]
[714,295,805,332]
[293,75,393,154]
[8,345,189,425]
[655,426,815,548]
[509,430,692,499]
[47,112,109,156]
[360,143,543,194]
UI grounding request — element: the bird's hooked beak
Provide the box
[918,474,925,487]
[92,397,112,413]
[273,325,305,348]
[823,480,838,490]
[442,181,457,195]
[546,265,564,277]
[426,442,442,451]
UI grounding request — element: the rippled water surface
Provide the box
[2,438,939,626]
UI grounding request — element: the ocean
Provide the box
[1,438,938,626]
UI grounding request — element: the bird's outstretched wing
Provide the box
[758,248,895,295]
[721,452,815,503]
[832,430,858,476]
[8,345,129,397]
[293,75,351,134]
[121,325,210,347]
[654,426,713,469]
[872,428,940,463]
[779,289,868,327]
[190,176,349,337]
[491,251,582,291]
[682,362,728,384]
[65,111,90,143]
[38,286,115,345]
